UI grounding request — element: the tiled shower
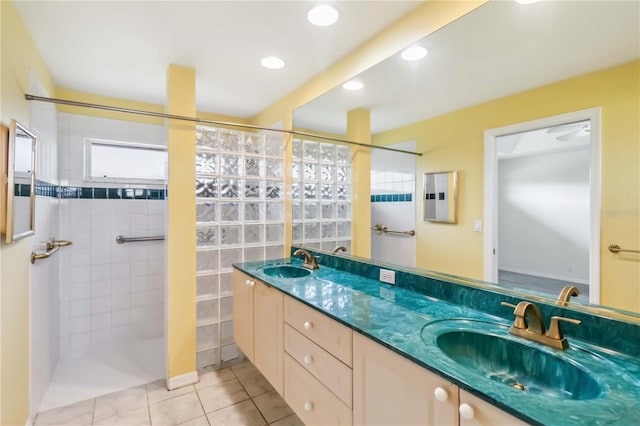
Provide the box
[370,140,416,267]
[38,113,167,412]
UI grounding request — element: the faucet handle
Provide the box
[500,301,517,309]
[547,316,581,342]
[500,301,527,329]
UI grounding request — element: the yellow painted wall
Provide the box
[0,1,56,424]
[166,65,197,379]
[373,60,640,312]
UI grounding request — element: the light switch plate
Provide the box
[473,220,482,232]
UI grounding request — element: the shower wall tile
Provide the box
[58,113,167,358]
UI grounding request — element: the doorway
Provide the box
[484,108,601,304]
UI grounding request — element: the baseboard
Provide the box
[499,267,588,285]
[167,371,198,390]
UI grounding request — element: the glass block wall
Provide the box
[292,139,352,252]
[194,126,285,369]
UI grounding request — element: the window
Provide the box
[85,139,167,183]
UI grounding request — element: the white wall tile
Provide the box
[91,296,111,314]
[58,113,166,358]
[70,332,91,353]
[111,278,130,295]
[69,283,91,301]
[92,264,111,282]
[91,280,111,298]
[69,299,91,317]
[112,310,130,327]
[92,313,111,331]
[71,316,92,334]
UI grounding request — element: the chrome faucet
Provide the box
[333,246,347,254]
[556,285,580,306]
[293,249,319,270]
[501,301,581,350]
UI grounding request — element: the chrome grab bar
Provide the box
[116,235,165,244]
[608,244,640,254]
[371,224,415,236]
[31,239,73,264]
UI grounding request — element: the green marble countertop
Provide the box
[234,258,640,426]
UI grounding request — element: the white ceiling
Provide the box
[293,0,640,135]
[14,1,421,118]
[497,121,591,160]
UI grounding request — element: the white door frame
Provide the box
[483,107,601,304]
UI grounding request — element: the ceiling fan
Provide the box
[546,121,591,141]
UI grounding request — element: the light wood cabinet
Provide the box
[284,296,352,366]
[283,296,354,424]
[232,270,283,394]
[353,332,459,426]
[458,389,529,426]
[254,278,284,394]
[284,353,353,426]
[234,267,534,426]
[232,270,254,361]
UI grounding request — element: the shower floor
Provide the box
[39,337,164,413]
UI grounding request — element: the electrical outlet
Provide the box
[379,269,396,285]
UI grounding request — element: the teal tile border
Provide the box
[371,193,413,202]
[17,180,166,200]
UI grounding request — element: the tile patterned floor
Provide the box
[34,361,303,426]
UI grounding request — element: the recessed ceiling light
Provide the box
[401,46,428,61]
[261,56,286,70]
[307,5,339,26]
[515,0,541,4]
[342,80,363,91]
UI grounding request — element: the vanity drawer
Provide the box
[284,353,352,426]
[284,296,352,366]
[284,323,352,407]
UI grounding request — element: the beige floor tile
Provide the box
[197,378,250,413]
[94,385,148,421]
[206,400,266,426]
[147,379,195,404]
[195,366,236,390]
[236,370,274,398]
[149,392,204,426]
[93,406,150,426]
[230,361,258,378]
[34,398,95,426]
[252,391,294,424]
[176,415,210,426]
[269,413,304,426]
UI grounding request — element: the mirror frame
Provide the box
[3,119,37,243]
[423,170,457,223]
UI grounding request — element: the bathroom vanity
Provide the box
[232,250,640,426]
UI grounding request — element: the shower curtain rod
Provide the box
[25,94,422,156]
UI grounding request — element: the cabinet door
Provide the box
[353,332,458,426]
[254,280,284,395]
[459,390,529,426]
[232,270,254,361]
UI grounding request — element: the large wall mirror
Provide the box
[292,1,640,316]
[2,119,37,243]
